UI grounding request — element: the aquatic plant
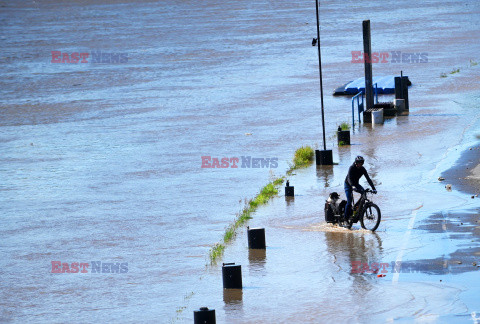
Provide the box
[209,243,225,263]
[470,59,478,67]
[292,145,315,169]
[339,122,350,131]
[450,68,460,75]
[273,177,284,186]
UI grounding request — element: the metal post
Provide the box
[363,20,374,111]
[314,0,333,165]
[315,0,326,151]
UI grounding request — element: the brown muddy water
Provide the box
[1,0,480,323]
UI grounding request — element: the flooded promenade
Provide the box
[1,0,480,322]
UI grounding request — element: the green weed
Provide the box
[339,122,350,131]
[292,145,314,169]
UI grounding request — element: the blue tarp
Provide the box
[333,75,410,95]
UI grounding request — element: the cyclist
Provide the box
[343,156,377,223]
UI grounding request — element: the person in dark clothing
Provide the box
[344,156,377,222]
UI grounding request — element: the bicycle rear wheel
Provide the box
[360,203,381,231]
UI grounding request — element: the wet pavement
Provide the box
[178,92,480,323]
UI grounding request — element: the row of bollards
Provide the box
[194,227,267,323]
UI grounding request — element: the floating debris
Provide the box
[245,133,252,136]
[438,177,445,181]
[445,184,452,191]
[377,274,386,278]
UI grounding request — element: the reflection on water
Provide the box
[223,288,243,305]
[324,231,384,301]
[285,196,295,206]
[336,147,352,167]
[316,165,334,188]
[248,249,267,269]
[324,231,384,271]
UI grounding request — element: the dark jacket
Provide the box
[345,163,376,190]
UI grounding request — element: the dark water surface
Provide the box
[1,0,480,322]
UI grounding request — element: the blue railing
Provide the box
[352,84,378,128]
[352,92,364,128]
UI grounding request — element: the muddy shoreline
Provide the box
[442,143,480,196]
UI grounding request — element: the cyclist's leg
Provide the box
[344,182,353,220]
[354,184,365,194]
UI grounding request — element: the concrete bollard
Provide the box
[394,99,405,114]
[222,263,242,289]
[285,180,294,197]
[194,307,216,324]
[247,227,266,249]
[372,108,384,125]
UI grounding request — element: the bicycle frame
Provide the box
[350,190,372,222]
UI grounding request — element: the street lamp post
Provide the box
[314,0,333,165]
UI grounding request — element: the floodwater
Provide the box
[1,0,480,323]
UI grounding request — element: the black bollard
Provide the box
[337,128,350,146]
[194,307,216,324]
[222,263,242,289]
[394,73,409,110]
[315,149,333,165]
[247,227,266,249]
[285,180,294,197]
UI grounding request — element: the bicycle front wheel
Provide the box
[360,203,381,231]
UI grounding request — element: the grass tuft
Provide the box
[450,68,460,75]
[209,243,225,263]
[339,122,350,131]
[292,145,314,169]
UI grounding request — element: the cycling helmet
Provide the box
[355,156,365,164]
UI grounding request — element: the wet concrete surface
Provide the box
[179,92,480,323]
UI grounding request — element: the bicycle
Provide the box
[325,188,381,231]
